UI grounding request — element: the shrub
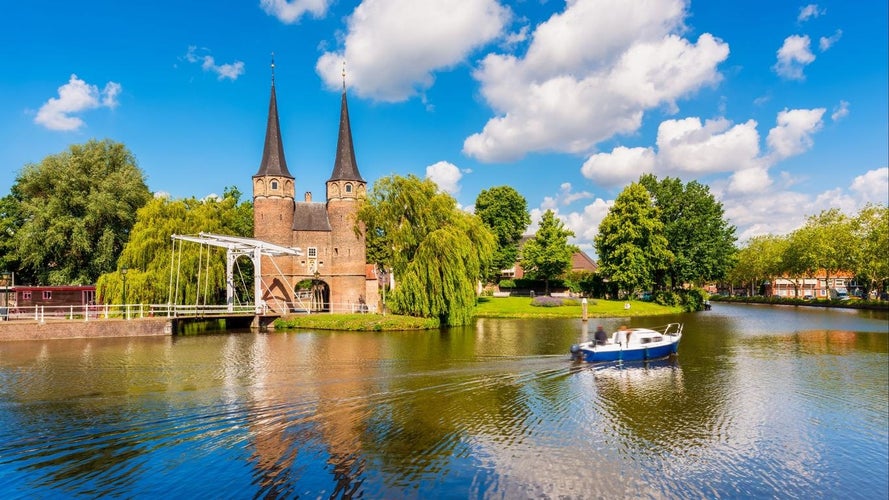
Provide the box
[531,296,563,307]
[682,288,707,312]
[498,279,516,289]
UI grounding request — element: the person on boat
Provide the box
[594,325,608,345]
[615,325,630,348]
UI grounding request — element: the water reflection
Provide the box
[0,304,886,498]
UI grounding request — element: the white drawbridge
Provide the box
[170,232,302,314]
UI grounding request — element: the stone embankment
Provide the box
[0,318,172,342]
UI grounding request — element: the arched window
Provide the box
[344,183,353,193]
[271,180,279,190]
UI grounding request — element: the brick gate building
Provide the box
[252,73,376,313]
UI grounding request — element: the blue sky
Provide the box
[3,0,887,256]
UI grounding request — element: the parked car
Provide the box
[803,294,814,300]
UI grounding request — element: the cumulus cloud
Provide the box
[539,182,594,210]
[260,0,332,23]
[316,0,510,102]
[581,146,656,187]
[798,4,825,23]
[850,167,889,203]
[773,35,815,80]
[425,160,466,195]
[819,29,842,51]
[765,107,825,162]
[185,46,245,80]
[34,74,121,131]
[463,0,729,162]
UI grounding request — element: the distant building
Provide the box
[501,235,597,279]
[5,285,96,309]
[252,71,377,313]
[765,270,858,299]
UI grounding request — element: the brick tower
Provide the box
[251,64,372,313]
[253,69,296,307]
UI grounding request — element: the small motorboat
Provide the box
[570,323,683,363]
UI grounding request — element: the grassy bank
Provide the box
[274,296,682,331]
[475,296,681,318]
[274,313,439,331]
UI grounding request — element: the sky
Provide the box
[2,0,887,257]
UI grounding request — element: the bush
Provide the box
[498,279,516,289]
[682,288,707,311]
[531,296,564,307]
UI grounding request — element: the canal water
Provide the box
[0,303,886,498]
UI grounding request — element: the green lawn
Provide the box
[474,296,681,318]
[273,296,681,331]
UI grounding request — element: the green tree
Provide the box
[731,235,787,296]
[521,209,576,295]
[851,203,888,296]
[639,174,737,289]
[474,186,531,281]
[357,174,494,325]
[95,188,254,305]
[595,183,672,298]
[3,139,151,285]
[788,209,853,295]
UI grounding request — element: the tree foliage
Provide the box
[520,209,576,295]
[357,174,494,325]
[1,139,151,285]
[474,186,530,281]
[639,174,737,288]
[851,204,889,292]
[594,183,672,297]
[95,187,253,305]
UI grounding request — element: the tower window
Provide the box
[308,247,317,258]
[345,183,353,193]
[271,180,279,190]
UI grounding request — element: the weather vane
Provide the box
[342,60,346,90]
[271,52,276,85]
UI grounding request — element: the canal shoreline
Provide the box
[0,317,172,342]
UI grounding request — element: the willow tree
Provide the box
[594,182,672,298]
[96,187,253,305]
[358,174,494,326]
[3,139,151,285]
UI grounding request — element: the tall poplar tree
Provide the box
[520,209,576,295]
[595,182,672,298]
[474,186,531,282]
[357,175,494,326]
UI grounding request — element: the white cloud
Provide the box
[819,29,842,51]
[260,0,332,23]
[34,74,121,131]
[798,4,825,23]
[656,117,762,174]
[316,0,510,102]
[773,35,815,80]
[849,167,889,203]
[540,182,594,209]
[581,146,656,187]
[185,46,245,80]
[831,100,849,121]
[463,0,729,162]
[765,107,825,161]
[425,160,465,195]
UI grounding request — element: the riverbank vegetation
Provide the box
[474,296,681,319]
[726,205,888,298]
[275,313,439,331]
[709,294,889,311]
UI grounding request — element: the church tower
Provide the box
[252,61,295,247]
[325,82,368,308]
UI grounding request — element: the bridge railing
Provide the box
[0,303,260,322]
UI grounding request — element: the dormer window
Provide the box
[345,183,353,193]
[271,180,279,190]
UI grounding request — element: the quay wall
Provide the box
[0,318,172,342]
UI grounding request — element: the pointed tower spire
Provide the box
[255,54,292,178]
[328,69,363,182]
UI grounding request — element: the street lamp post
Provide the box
[121,266,128,308]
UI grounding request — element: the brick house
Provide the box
[766,270,858,299]
[252,74,377,313]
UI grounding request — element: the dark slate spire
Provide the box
[255,59,292,178]
[328,88,364,182]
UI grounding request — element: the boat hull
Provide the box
[577,340,679,363]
